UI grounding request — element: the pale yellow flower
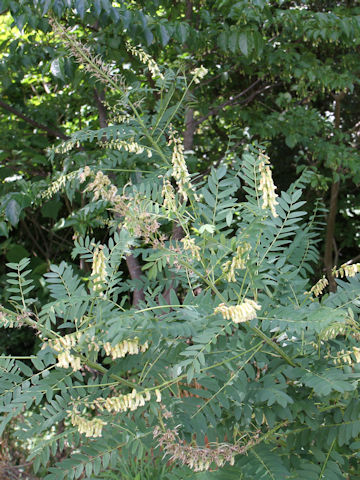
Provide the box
[168,128,196,201]
[126,41,164,80]
[333,263,360,278]
[95,388,156,414]
[47,332,83,371]
[162,179,176,212]
[222,242,251,282]
[103,338,149,359]
[258,153,278,217]
[305,276,328,297]
[335,347,360,366]
[181,235,201,261]
[92,246,107,291]
[215,299,261,324]
[100,138,152,158]
[79,165,91,183]
[191,65,208,84]
[70,410,107,438]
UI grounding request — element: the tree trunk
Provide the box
[93,88,145,306]
[323,91,345,292]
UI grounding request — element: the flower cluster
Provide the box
[57,350,81,371]
[85,170,119,203]
[91,246,107,292]
[51,17,127,91]
[79,165,91,183]
[42,170,79,200]
[70,409,107,438]
[335,346,360,365]
[191,65,208,84]
[94,388,161,414]
[222,242,251,282]
[126,41,164,80]
[103,338,149,359]
[111,113,131,124]
[162,179,176,213]
[305,276,329,297]
[181,235,201,261]
[320,322,348,341]
[333,263,360,278]
[153,426,260,472]
[99,138,153,158]
[258,152,278,217]
[47,332,83,371]
[81,171,161,245]
[214,299,261,324]
[168,128,195,202]
[53,139,80,155]
[121,199,161,242]
[0,309,14,328]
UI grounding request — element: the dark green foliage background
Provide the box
[0,1,360,478]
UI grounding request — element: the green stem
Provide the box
[318,438,335,480]
[248,325,297,367]
[80,357,136,389]
[177,259,297,367]
[55,19,168,164]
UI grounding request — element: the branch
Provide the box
[343,253,360,265]
[92,89,146,306]
[0,98,69,140]
[324,91,346,292]
[126,253,145,305]
[194,79,271,127]
[93,88,108,129]
[183,107,196,151]
[20,219,49,261]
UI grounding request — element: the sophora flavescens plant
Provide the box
[2,146,360,479]
[1,19,360,480]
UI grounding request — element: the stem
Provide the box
[323,91,346,292]
[192,341,264,417]
[247,325,296,367]
[177,258,297,367]
[318,438,336,480]
[80,357,137,389]
[52,18,168,165]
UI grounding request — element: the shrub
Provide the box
[1,20,360,480]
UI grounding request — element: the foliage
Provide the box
[0,0,360,275]
[1,29,360,479]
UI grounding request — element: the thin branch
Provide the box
[0,98,69,140]
[20,219,49,260]
[344,253,360,265]
[126,253,145,305]
[92,87,145,305]
[324,91,346,292]
[93,88,108,129]
[194,79,272,127]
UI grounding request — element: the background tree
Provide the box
[0,0,359,360]
[1,1,360,479]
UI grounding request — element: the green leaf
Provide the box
[50,58,65,81]
[0,221,8,237]
[17,360,33,377]
[41,199,62,219]
[239,32,248,56]
[285,134,297,148]
[5,199,21,226]
[303,369,354,396]
[6,244,29,263]
[202,188,216,207]
[159,25,170,46]
[144,27,154,46]
[75,0,86,19]
[228,30,238,53]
